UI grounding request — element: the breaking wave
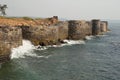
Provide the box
[11,40,36,59]
[85,36,94,40]
[62,40,85,45]
[96,34,108,37]
[11,39,85,59]
[11,40,50,59]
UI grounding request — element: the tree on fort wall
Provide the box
[0,4,7,16]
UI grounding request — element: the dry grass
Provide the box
[0,16,58,27]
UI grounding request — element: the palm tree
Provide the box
[0,4,7,16]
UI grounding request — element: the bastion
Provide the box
[0,26,22,63]
[68,20,92,40]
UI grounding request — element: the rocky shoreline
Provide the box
[0,16,109,63]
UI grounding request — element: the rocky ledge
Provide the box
[0,16,109,63]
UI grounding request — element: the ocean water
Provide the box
[0,21,120,80]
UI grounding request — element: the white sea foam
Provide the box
[11,39,85,59]
[85,36,94,40]
[11,40,40,59]
[36,55,51,58]
[46,40,85,48]
[96,35,108,37]
[11,40,36,59]
[36,40,85,48]
[53,40,85,47]
[11,40,50,59]
[63,40,85,45]
[36,46,48,50]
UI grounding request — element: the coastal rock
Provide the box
[0,26,22,63]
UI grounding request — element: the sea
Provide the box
[0,21,120,80]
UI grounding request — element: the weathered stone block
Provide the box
[0,26,22,63]
[84,21,92,36]
[55,21,68,41]
[20,25,59,46]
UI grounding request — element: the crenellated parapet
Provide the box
[46,16,58,24]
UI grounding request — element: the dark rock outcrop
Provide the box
[0,26,22,63]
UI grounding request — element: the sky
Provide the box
[0,0,120,20]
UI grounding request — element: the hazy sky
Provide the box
[1,0,120,20]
